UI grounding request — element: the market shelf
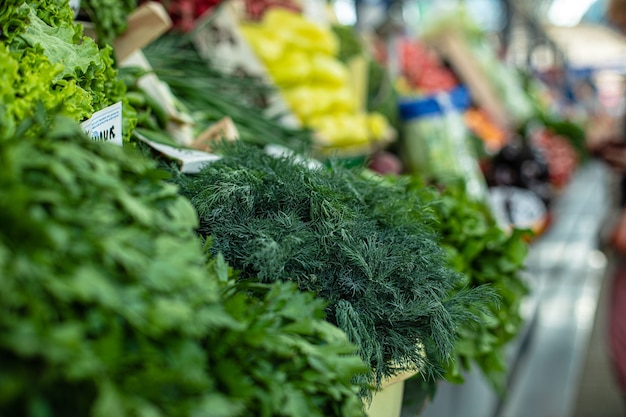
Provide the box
[404,160,611,417]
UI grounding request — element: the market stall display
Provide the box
[421,9,535,130]
[0,2,373,416]
[0,0,605,416]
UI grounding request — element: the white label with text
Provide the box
[82,101,123,146]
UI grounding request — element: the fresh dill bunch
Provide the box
[171,142,497,391]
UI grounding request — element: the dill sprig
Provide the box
[171,142,497,390]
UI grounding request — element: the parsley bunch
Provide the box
[171,142,497,391]
[423,180,530,392]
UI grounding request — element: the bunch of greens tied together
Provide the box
[170,142,498,391]
[0,0,135,139]
[0,113,369,417]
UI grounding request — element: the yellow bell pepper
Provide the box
[285,86,355,123]
[328,86,357,113]
[265,50,311,87]
[310,53,349,86]
[366,112,390,141]
[309,114,369,147]
[282,86,318,122]
[240,24,285,63]
[308,87,335,116]
[261,8,338,55]
[240,8,394,151]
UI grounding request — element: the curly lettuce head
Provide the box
[0,1,136,139]
[1,0,78,43]
[0,43,90,137]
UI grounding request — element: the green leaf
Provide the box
[191,394,242,417]
[461,240,485,262]
[420,180,529,392]
[506,235,529,266]
[93,380,126,417]
[19,6,101,82]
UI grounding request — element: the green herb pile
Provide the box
[424,181,529,392]
[170,142,497,390]
[0,0,135,139]
[0,112,369,417]
[213,278,369,417]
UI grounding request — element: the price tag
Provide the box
[135,132,221,173]
[81,101,123,146]
[488,186,548,232]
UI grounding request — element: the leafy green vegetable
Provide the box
[0,113,368,417]
[0,42,89,136]
[216,279,369,417]
[19,6,101,80]
[80,0,137,47]
[0,0,76,44]
[1,0,136,139]
[169,142,497,392]
[420,180,530,392]
[0,111,222,416]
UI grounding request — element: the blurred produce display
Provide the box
[240,8,393,154]
[0,0,607,414]
[397,39,459,95]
